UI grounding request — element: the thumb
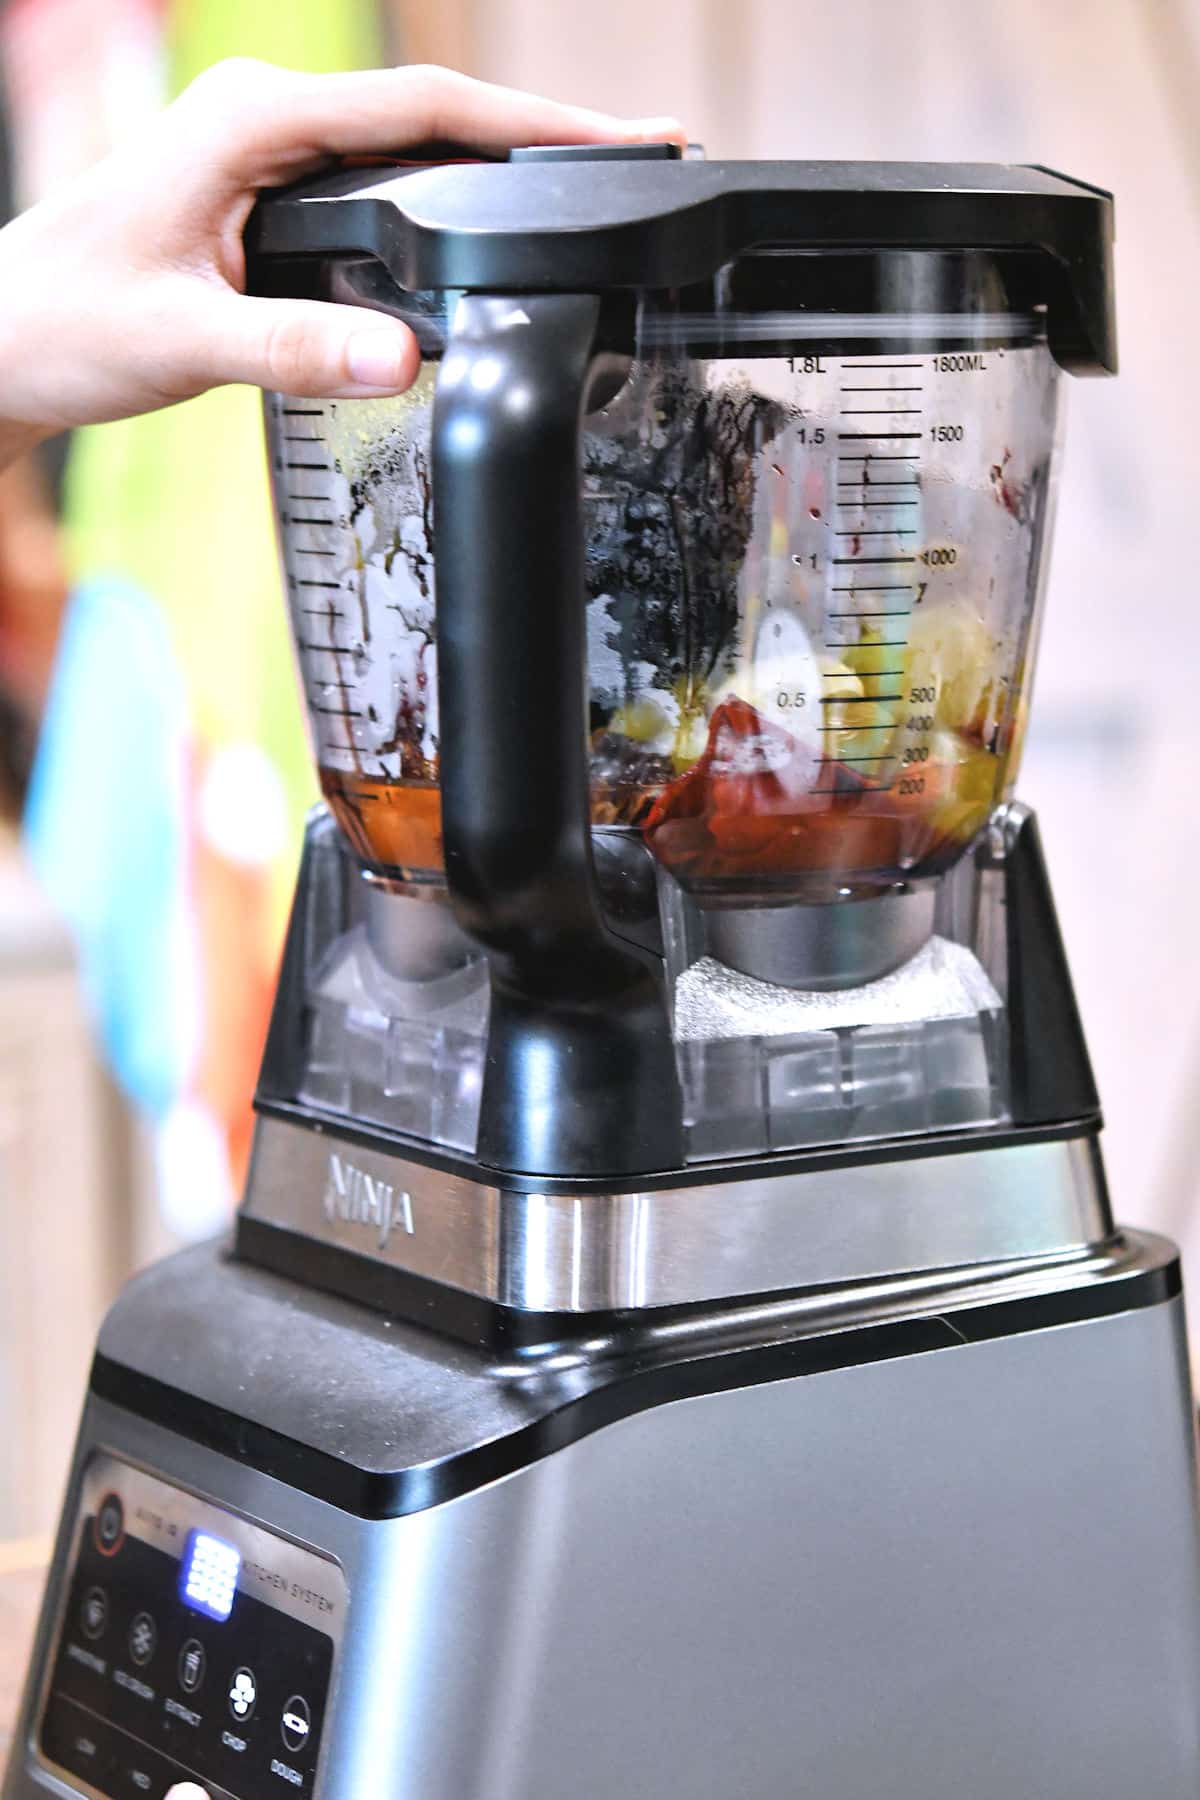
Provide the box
[193,293,421,400]
[165,1787,210,1798]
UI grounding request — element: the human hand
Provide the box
[0,61,683,463]
[165,1787,208,1799]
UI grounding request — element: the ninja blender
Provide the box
[7,151,1200,1800]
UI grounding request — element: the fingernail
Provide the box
[345,328,411,390]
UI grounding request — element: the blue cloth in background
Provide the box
[23,576,193,1116]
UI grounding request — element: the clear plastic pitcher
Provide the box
[268,250,1059,917]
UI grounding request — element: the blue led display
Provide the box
[180,1529,241,1622]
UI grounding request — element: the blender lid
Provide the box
[246,155,1115,373]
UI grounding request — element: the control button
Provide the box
[179,1638,206,1694]
[281,1696,311,1754]
[41,1696,119,1792]
[128,1612,157,1666]
[228,1667,257,1722]
[94,1492,125,1556]
[107,1742,178,1799]
[80,1586,108,1640]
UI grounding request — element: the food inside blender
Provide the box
[630,603,1008,902]
[298,354,1039,897]
[580,356,1030,904]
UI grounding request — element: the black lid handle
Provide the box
[432,293,683,1177]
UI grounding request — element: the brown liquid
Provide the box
[321,695,1000,898]
[320,728,673,879]
[320,770,445,879]
[320,764,661,878]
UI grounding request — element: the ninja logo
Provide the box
[323,1152,415,1251]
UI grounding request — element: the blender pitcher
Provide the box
[253,153,1112,1175]
[270,255,1055,914]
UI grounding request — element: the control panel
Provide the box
[37,1454,345,1799]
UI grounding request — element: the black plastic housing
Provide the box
[256,801,1101,1189]
[992,807,1100,1125]
[246,158,1116,374]
[95,1233,1177,1515]
[431,292,684,1175]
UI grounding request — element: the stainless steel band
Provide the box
[240,1117,1113,1316]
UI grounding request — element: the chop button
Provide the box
[228,1666,257,1722]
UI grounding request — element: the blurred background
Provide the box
[0,0,1197,1544]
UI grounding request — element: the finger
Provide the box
[185,59,685,182]
[165,1787,209,1799]
[358,64,687,157]
[190,293,421,400]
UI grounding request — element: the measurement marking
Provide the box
[838,478,920,487]
[296,548,337,556]
[282,406,325,415]
[838,500,920,509]
[820,693,903,705]
[832,583,913,592]
[838,432,923,441]
[288,516,335,525]
[828,609,912,618]
[311,705,362,718]
[837,456,920,465]
[841,362,924,370]
[837,755,890,764]
[839,409,923,416]
[835,530,916,538]
[840,385,923,393]
[295,640,345,654]
[297,578,342,589]
[825,642,909,650]
[824,776,897,789]
[283,433,327,442]
[287,492,332,502]
[286,460,331,470]
[300,606,345,618]
[833,555,915,566]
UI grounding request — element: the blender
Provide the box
[7,152,1200,1800]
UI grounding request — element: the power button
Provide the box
[93,1493,125,1557]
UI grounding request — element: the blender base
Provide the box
[7,1228,1200,1800]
